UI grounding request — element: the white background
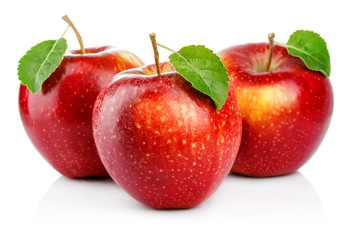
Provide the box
[1,0,356,239]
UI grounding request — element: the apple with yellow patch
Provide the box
[218,42,333,177]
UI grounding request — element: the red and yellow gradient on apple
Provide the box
[219,43,333,177]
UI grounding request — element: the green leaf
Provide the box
[279,30,330,77]
[18,38,68,93]
[168,45,229,110]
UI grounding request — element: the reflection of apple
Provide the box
[219,43,333,177]
[35,177,123,219]
[92,62,242,209]
[19,47,144,178]
[211,173,325,220]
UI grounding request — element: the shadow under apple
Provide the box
[33,176,140,224]
[205,171,326,223]
[32,170,325,228]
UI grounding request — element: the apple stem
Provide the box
[265,32,275,72]
[62,15,86,54]
[149,33,161,75]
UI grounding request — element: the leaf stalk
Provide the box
[156,43,176,53]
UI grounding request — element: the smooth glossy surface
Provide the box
[3,2,356,239]
[19,47,144,177]
[219,44,333,177]
[93,63,242,209]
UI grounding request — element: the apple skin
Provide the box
[218,43,333,177]
[92,62,242,209]
[19,46,144,178]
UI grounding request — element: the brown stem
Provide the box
[265,32,275,71]
[62,15,85,54]
[149,33,161,75]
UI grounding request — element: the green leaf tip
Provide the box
[17,38,68,94]
[280,30,330,77]
[168,45,229,110]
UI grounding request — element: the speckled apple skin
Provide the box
[19,47,144,178]
[219,43,333,177]
[92,63,242,209]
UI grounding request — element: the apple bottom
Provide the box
[228,76,333,177]
[232,114,332,177]
[22,119,108,178]
[93,64,242,209]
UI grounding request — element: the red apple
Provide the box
[218,43,333,177]
[19,47,144,178]
[92,62,242,209]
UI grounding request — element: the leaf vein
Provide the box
[173,51,214,96]
[34,39,62,84]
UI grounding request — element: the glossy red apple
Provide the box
[218,43,333,177]
[92,62,242,209]
[19,47,144,178]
